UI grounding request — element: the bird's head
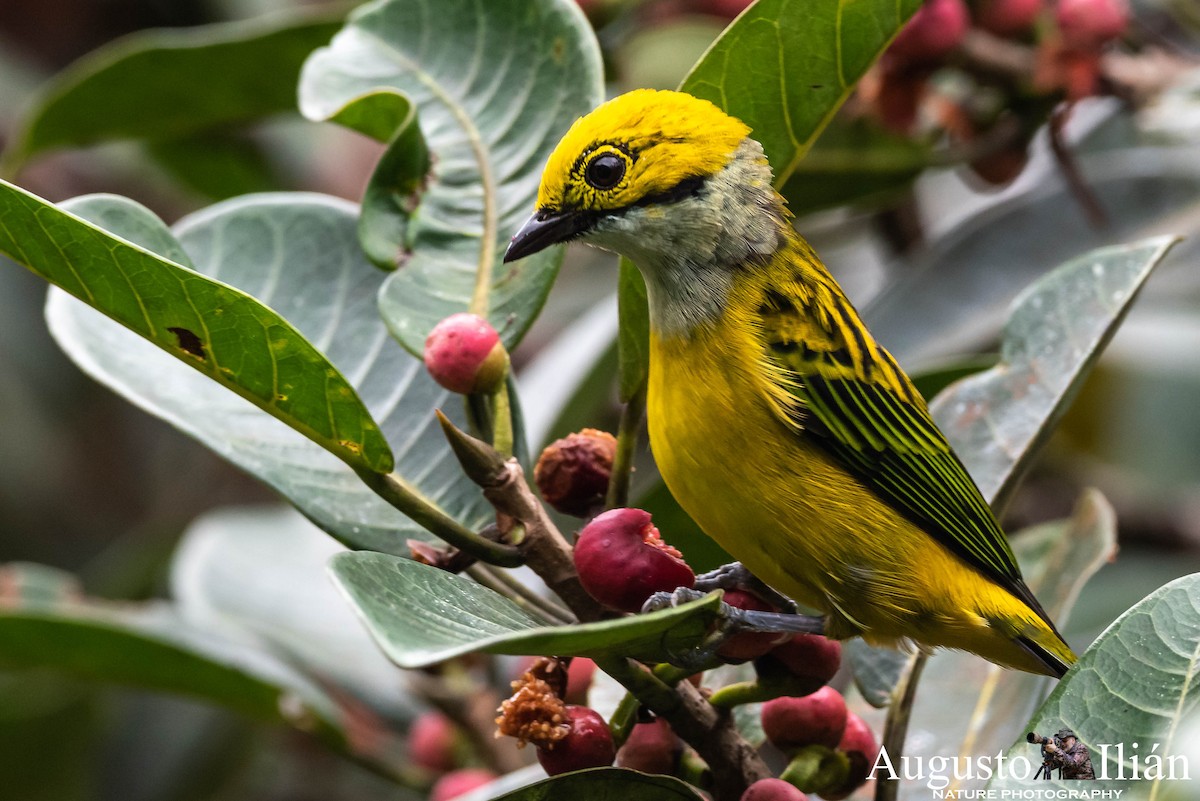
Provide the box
[504,89,778,265]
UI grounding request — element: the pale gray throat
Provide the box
[584,138,787,339]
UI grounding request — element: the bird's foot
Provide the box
[693,561,798,614]
[641,585,826,670]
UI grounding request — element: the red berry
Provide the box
[889,0,969,61]
[770,634,843,688]
[741,778,810,801]
[534,429,617,516]
[977,0,1043,36]
[717,590,789,662]
[762,687,848,752]
[824,712,880,799]
[408,711,458,773]
[565,657,597,705]
[424,313,508,395]
[1056,0,1128,47]
[536,706,616,775]
[573,508,695,612]
[616,717,679,774]
[430,768,496,801]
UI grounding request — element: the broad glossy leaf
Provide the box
[987,573,1200,795]
[147,132,281,200]
[46,193,492,553]
[0,14,340,174]
[867,148,1200,368]
[890,490,1117,800]
[0,563,344,742]
[330,552,724,668]
[929,237,1178,511]
[299,0,604,355]
[171,506,416,720]
[0,183,392,474]
[681,0,921,187]
[488,768,705,801]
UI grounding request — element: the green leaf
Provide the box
[146,132,281,201]
[886,490,1117,800]
[0,14,341,174]
[928,237,1179,511]
[299,0,605,354]
[489,768,705,801]
[987,573,1200,795]
[681,0,921,188]
[0,563,346,743]
[170,505,417,720]
[44,192,493,553]
[780,118,931,216]
[329,552,724,668]
[0,183,392,475]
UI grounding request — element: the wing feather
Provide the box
[757,282,1056,626]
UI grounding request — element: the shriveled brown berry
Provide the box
[534,429,616,516]
[536,705,616,775]
[741,778,810,801]
[573,508,695,612]
[616,717,679,774]
[762,687,848,752]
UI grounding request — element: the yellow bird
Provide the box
[504,89,1075,677]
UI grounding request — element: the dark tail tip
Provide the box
[1016,635,1072,679]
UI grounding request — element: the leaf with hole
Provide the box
[299,0,604,355]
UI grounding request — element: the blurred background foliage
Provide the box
[1,0,1199,798]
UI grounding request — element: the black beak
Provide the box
[503,209,591,263]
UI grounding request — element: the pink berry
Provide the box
[977,0,1043,36]
[616,718,679,774]
[408,711,458,773]
[717,590,789,662]
[536,706,616,776]
[1056,0,1128,47]
[890,0,969,61]
[565,657,597,705]
[430,768,496,801]
[573,508,695,612]
[762,687,848,752]
[770,634,843,689]
[821,712,880,799]
[741,778,810,801]
[424,313,508,395]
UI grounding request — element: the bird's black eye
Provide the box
[584,152,626,190]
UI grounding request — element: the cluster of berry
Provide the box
[421,314,880,799]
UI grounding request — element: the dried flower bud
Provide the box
[424,313,508,395]
[534,429,617,516]
[495,669,569,749]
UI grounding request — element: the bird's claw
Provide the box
[641,586,711,614]
[692,562,798,614]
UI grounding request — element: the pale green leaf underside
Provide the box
[299,0,604,355]
[45,193,493,553]
[988,574,1200,795]
[329,552,724,669]
[929,236,1178,510]
[0,563,345,741]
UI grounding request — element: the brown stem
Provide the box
[875,652,929,801]
[1048,103,1110,230]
